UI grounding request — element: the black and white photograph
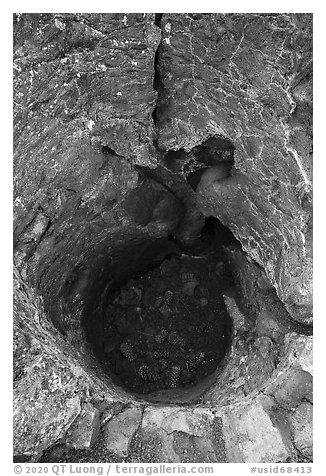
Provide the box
[12,6,314,469]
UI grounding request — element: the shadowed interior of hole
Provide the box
[82,216,238,403]
[192,136,235,163]
[161,136,235,191]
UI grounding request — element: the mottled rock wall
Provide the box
[156,13,312,323]
[13,14,186,455]
[13,13,186,336]
[13,13,313,460]
[14,12,313,327]
[14,13,160,165]
[13,268,124,456]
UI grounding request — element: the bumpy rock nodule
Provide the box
[13,13,312,463]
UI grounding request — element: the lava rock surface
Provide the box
[156,13,313,323]
[13,13,313,463]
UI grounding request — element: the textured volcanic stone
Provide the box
[65,403,101,449]
[141,406,214,436]
[173,432,222,463]
[13,14,186,338]
[221,395,294,463]
[223,245,309,334]
[223,245,274,317]
[138,406,225,463]
[133,428,179,463]
[13,269,118,457]
[256,309,289,341]
[280,333,313,375]
[288,401,313,459]
[121,177,184,231]
[12,13,186,458]
[266,368,313,410]
[13,13,313,461]
[102,406,143,457]
[13,13,160,166]
[243,336,277,395]
[156,13,312,324]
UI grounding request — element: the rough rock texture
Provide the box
[65,403,101,449]
[13,13,313,463]
[223,245,313,333]
[221,396,294,463]
[13,12,186,457]
[13,13,187,340]
[13,269,117,456]
[102,406,143,457]
[14,13,160,167]
[133,407,226,463]
[266,368,313,410]
[281,333,313,376]
[289,401,313,460]
[156,13,312,323]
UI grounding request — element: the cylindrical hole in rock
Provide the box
[83,217,236,403]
